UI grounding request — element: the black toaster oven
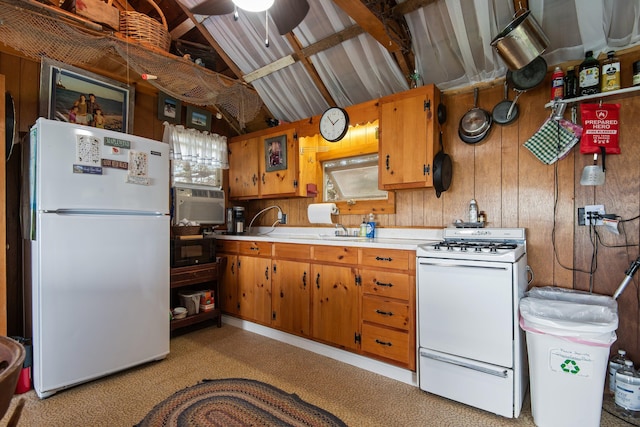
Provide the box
[170,236,216,267]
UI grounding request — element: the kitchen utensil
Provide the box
[580,151,605,186]
[505,56,548,120]
[459,87,492,144]
[433,102,452,198]
[492,80,519,124]
[490,9,550,70]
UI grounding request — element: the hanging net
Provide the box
[0,0,263,128]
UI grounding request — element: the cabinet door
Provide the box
[271,260,310,336]
[311,264,359,350]
[379,85,439,189]
[238,255,272,324]
[219,254,239,315]
[259,129,299,197]
[228,137,260,199]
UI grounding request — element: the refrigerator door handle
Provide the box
[44,209,166,216]
[420,349,509,378]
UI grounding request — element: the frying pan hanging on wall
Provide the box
[433,103,452,198]
[504,56,548,119]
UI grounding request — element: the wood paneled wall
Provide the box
[2,50,640,362]
[247,52,640,362]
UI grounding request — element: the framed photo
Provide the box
[157,92,182,124]
[39,57,134,133]
[185,105,211,131]
[264,134,287,172]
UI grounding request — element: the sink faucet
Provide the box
[335,224,349,235]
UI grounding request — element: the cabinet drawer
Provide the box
[171,263,218,288]
[273,243,310,260]
[239,241,272,256]
[360,248,412,271]
[361,323,411,366]
[312,245,358,264]
[362,296,409,330]
[216,240,239,254]
[361,270,411,300]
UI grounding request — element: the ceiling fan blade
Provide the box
[189,0,235,16]
[270,0,310,35]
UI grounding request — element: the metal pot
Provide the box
[491,9,550,70]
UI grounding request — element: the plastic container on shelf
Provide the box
[519,287,618,427]
[178,291,202,315]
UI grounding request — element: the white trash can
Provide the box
[520,287,618,427]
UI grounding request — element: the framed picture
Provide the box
[185,105,211,132]
[264,134,287,172]
[39,57,134,133]
[157,92,182,124]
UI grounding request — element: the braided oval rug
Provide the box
[136,378,348,427]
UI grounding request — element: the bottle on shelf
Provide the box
[366,212,376,238]
[579,50,601,96]
[564,66,578,99]
[550,66,564,101]
[469,199,478,223]
[609,349,629,394]
[633,61,640,87]
[615,360,640,417]
[601,50,621,92]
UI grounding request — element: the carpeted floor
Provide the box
[0,324,631,426]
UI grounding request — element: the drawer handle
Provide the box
[376,281,393,288]
[375,309,393,317]
[375,256,393,262]
[250,247,259,251]
[375,339,392,347]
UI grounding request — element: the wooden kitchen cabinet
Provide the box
[170,259,223,331]
[311,263,359,351]
[229,128,316,200]
[216,240,239,315]
[272,243,311,337]
[228,136,260,199]
[359,248,415,370]
[235,241,273,325]
[378,84,441,190]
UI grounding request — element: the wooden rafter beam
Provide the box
[332,0,401,53]
[285,33,335,107]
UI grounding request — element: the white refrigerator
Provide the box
[26,118,170,398]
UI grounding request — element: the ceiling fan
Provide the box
[189,0,310,35]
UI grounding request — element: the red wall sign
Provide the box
[580,103,621,154]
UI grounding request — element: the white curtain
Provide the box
[403,0,640,90]
[181,0,640,120]
[163,122,228,187]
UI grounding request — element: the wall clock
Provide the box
[319,107,349,142]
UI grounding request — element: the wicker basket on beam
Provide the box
[119,0,171,51]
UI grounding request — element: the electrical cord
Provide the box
[247,205,283,235]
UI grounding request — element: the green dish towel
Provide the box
[524,118,580,165]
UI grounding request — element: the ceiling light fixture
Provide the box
[232,0,274,12]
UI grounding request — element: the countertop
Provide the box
[212,227,443,250]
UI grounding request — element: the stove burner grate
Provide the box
[433,241,518,253]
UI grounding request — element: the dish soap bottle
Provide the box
[579,50,600,96]
[366,213,376,238]
[359,218,367,237]
[469,199,478,223]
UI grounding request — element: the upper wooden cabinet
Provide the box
[378,85,441,190]
[229,128,315,200]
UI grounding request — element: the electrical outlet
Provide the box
[280,213,287,224]
[583,204,605,226]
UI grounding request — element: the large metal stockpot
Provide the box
[491,9,550,70]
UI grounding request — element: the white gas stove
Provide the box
[417,227,526,262]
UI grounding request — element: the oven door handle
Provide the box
[420,349,509,378]
[418,261,509,271]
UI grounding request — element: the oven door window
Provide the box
[417,259,514,367]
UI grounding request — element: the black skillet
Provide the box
[433,103,452,198]
[505,56,548,119]
[492,80,519,125]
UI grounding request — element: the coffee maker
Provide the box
[226,206,245,234]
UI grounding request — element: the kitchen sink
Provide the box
[318,235,371,242]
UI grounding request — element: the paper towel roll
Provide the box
[307,203,338,224]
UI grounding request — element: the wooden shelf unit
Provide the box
[170,258,224,331]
